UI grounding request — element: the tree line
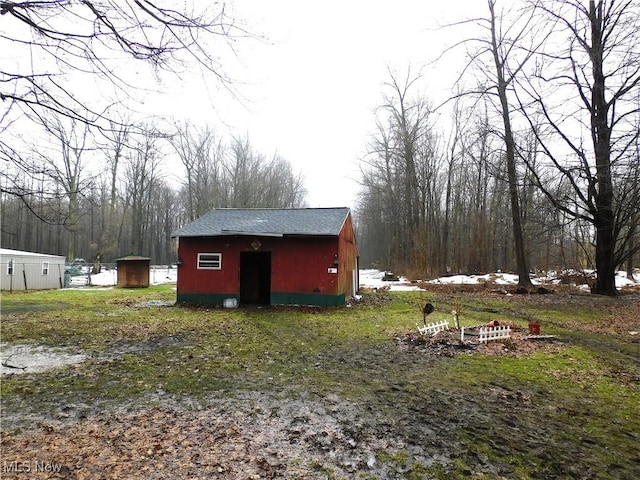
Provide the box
[1,1,638,296]
[0,120,307,265]
[1,1,305,266]
[356,0,640,295]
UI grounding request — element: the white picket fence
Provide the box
[417,319,449,336]
[461,325,512,343]
[478,325,511,343]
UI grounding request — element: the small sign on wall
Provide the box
[327,267,338,274]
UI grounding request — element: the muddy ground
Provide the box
[1,291,639,479]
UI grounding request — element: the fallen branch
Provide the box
[2,354,27,371]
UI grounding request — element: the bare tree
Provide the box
[441,97,468,275]
[260,154,307,208]
[451,0,546,288]
[123,129,164,254]
[486,0,540,289]
[221,136,307,209]
[358,69,444,276]
[169,123,223,220]
[383,69,429,267]
[96,117,132,259]
[358,120,402,269]
[225,136,263,207]
[1,1,243,124]
[147,180,177,265]
[1,1,246,201]
[462,104,502,273]
[518,0,640,295]
[32,114,95,260]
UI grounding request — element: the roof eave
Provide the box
[220,230,284,237]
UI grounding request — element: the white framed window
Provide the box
[42,261,50,275]
[7,259,14,275]
[197,253,222,270]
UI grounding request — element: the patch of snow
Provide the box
[1,343,87,375]
[358,269,423,291]
[359,268,639,291]
[615,270,639,288]
[68,266,178,287]
[68,265,640,291]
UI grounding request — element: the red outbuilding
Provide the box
[171,207,359,307]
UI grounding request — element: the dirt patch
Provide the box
[351,291,394,307]
[564,300,640,336]
[394,325,565,358]
[131,300,175,308]
[106,297,174,308]
[0,391,443,479]
[0,301,70,314]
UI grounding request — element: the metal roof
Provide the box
[0,248,65,260]
[172,207,351,238]
[115,255,151,262]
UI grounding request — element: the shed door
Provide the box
[239,252,271,305]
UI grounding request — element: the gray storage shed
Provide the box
[0,248,66,291]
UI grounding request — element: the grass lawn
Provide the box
[1,285,639,479]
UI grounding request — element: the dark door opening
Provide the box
[240,251,271,305]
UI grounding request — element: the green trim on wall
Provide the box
[177,292,345,307]
[271,292,346,307]
[176,293,237,306]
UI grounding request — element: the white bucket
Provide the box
[223,298,238,308]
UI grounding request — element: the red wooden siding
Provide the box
[177,236,239,295]
[176,212,359,305]
[177,235,341,296]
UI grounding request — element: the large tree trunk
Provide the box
[489,0,534,289]
[626,209,637,280]
[594,216,617,295]
[590,0,617,295]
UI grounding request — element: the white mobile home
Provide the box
[0,248,66,291]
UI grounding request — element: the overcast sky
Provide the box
[151,1,487,209]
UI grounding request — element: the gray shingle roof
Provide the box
[171,207,351,238]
